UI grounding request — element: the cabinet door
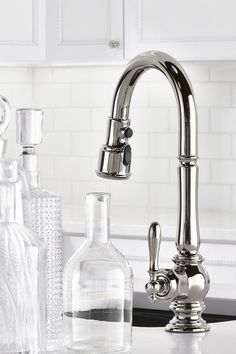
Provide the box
[47,0,123,62]
[125,0,236,60]
[0,0,45,62]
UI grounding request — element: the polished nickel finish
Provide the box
[96,51,210,332]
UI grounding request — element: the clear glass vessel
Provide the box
[63,193,133,353]
[16,108,63,352]
[30,188,63,352]
[0,160,46,353]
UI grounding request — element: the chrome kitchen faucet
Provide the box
[96,51,210,333]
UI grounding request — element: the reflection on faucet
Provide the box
[96,51,210,332]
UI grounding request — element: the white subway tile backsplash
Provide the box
[71,83,109,107]
[54,108,90,131]
[150,183,177,208]
[199,134,231,158]
[53,67,89,83]
[38,157,55,180]
[110,206,149,225]
[150,83,176,107]
[132,132,149,157]
[130,107,169,132]
[150,133,177,157]
[198,159,211,184]
[193,83,231,107]
[91,108,109,132]
[11,84,33,107]
[232,187,236,210]
[0,67,31,83]
[109,181,149,207]
[182,63,209,82]
[1,62,236,224]
[199,185,231,210]
[211,108,236,133]
[138,69,164,82]
[210,62,236,82]
[132,158,169,182]
[38,132,71,156]
[232,136,236,158]
[232,85,236,106]
[130,82,149,107]
[54,157,94,180]
[34,84,71,108]
[212,160,236,184]
[88,66,123,82]
[33,68,52,83]
[42,109,54,131]
[72,132,103,156]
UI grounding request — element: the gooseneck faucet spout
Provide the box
[96,51,210,332]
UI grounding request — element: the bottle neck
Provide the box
[20,147,39,189]
[86,217,109,243]
[86,193,110,244]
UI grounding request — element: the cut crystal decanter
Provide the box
[0,159,46,353]
[16,108,63,352]
[63,192,133,353]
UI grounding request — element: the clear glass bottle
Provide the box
[0,159,46,353]
[16,109,63,352]
[63,192,133,353]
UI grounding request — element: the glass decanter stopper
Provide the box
[0,95,10,158]
[0,160,46,353]
[16,108,63,352]
[63,192,133,353]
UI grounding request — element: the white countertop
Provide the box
[63,321,235,353]
[132,321,235,354]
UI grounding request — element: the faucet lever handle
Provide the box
[146,222,162,302]
[148,221,161,276]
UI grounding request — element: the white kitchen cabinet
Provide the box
[0,0,236,63]
[0,0,45,62]
[46,0,123,62]
[125,0,236,60]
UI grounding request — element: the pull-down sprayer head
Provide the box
[96,51,198,180]
[96,117,133,179]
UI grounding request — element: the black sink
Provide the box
[133,307,236,327]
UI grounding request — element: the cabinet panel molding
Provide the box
[0,0,45,62]
[125,0,236,60]
[47,0,124,62]
[58,0,112,45]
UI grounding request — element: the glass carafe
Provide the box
[16,108,63,352]
[63,192,133,353]
[0,160,46,353]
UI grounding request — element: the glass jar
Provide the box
[63,192,133,353]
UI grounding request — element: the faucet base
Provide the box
[165,301,210,333]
